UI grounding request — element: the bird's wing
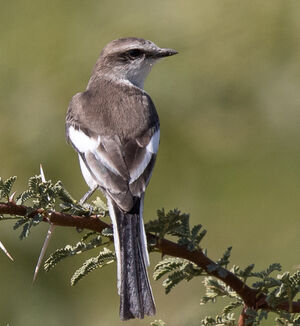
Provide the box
[124,127,159,196]
[66,93,159,211]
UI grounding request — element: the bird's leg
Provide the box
[75,186,99,233]
[79,186,98,205]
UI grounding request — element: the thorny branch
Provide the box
[0,201,299,324]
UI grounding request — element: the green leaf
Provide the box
[151,320,166,326]
[54,181,76,204]
[44,234,104,272]
[163,269,187,294]
[0,176,17,200]
[80,232,97,242]
[16,190,35,205]
[217,247,232,267]
[71,248,115,286]
[154,258,185,281]
[92,196,108,211]
[201,277,239,305]
[28,175,41,193]
[101,227,113,237]
[201,313,236,326]
[154,257,204,294]
[13,218,28,230]
[19,221,33,240]
[146,208,206,251]
[222,301,243,315]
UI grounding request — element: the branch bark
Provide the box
[238,306,251,326]
[1,201,299,316]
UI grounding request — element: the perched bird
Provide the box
[65,37,177,320]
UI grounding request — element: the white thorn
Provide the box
[9,191,16,203]
[33,223,55,283]
[40,164,46,182]
[0,240,14,261]
[39,163,51,202]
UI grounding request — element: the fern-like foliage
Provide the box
[0,173,111,287]
[44,227,116,286]
[201,277,241,304]
[266,271,300,310]
[1,174,299,326]
[199,263,300,326]
[44,234,104,272]
[276,314,300,326]
[0,176,17,201]
[201,314,236,326]
[150,320,166,326]
[12,175,70,238]
[239,308,268,326]
[0,172,108,240]
[70,248,115,286]
[146,208,206,251]
[154,257,205,294]
[217,247,232,268]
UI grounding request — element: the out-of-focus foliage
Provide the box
[151,320,166,326]
[1,1,300,325]
[199,267,300,326]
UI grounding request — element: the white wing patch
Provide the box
[78,155,98,190]
[69,126,100,153]
[146,129,160,154]
[129,151,152,184]
[129,129,160,184]
[70,126,160,184]
[69,126,120,177]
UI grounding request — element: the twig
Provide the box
[238,306,252,326]
[0,201,299,315]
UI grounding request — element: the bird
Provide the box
[65,37,177,320]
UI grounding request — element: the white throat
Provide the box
[88,60,157,90]
[113,60,155,89]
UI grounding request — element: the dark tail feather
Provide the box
[112,199,156,320]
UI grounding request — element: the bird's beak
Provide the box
[155,48,178,58]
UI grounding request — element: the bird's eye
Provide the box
[127,49,143,59]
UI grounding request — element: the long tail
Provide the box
[107,197,156,320]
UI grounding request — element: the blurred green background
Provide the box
[1,0,300,325]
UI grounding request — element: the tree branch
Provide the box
[238,306,251,326]
[1,201,299,315]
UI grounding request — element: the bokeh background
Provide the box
[1,1,300,325]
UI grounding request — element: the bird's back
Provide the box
[66,78,159,143]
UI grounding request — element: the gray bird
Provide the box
[66,37,177,320]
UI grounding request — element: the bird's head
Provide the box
[91,37,177,88]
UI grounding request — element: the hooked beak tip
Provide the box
[164,49,178,57]
[167,49,178,56]
[156,48,178,58]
